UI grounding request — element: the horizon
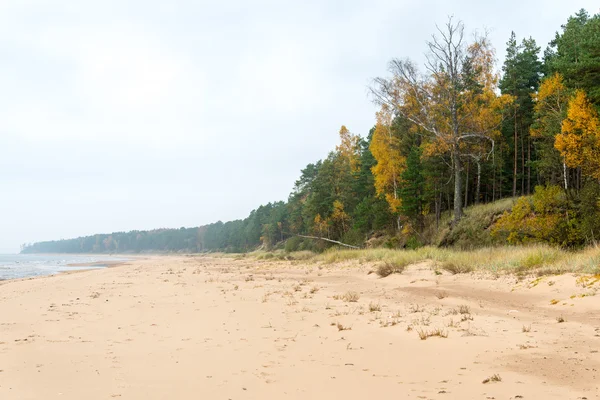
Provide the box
[2,0,599,253]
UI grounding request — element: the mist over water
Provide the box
[0,254,127,280]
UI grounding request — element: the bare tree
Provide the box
[370,17,510,224]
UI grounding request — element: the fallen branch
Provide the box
[296,235,360,249]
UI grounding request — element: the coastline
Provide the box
[0,254,142,286]
[0,255,598,399]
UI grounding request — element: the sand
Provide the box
[0,255,599,399]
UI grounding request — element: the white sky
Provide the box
[1,0,598,253]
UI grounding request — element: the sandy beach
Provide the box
[0,255,599,399]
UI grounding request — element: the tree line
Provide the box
[22,9,600,254]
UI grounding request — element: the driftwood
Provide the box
[296,235,360,249]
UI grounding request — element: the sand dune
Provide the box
[0,255,599,399]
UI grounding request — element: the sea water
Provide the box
[0,254,127,280]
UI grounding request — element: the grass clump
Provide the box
[435,291,448,299]
[369,302,382,312]
[441,261,474,275]
[458,305,471,314]
[417,328,448,340]
[337,322,351,331]
[482,374,502,384]
[342,291,360,302]
[376,261,406,277]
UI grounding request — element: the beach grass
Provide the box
[217,244,600,277]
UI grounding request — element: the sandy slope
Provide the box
[0,255,599,399]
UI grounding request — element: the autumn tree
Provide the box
[371,18,512,223]
[370,105,405,230]
[336,125,361,173]
[555,90,600,179]
[330,200,351,238]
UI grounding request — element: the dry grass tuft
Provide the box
[435,291,448,299]
[342,291,360,302]
[376,261,406,277]
[482,374,502,384]
[416,327,448,340]
[458,305,471,314]
[369,302,382,312]
[460,313,474,322]
[441,262,474,275]
[518,344,535,349]
[522,324,531,333]
[556,315,566,323]
[337,322,352,331]
[409,304,424,313]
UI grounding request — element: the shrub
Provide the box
[492,185,583,248]
[284,236,302,252]
[376,261,405,277]
[405,235,423,250]
[437,198,514,248]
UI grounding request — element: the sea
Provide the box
[0,254,128,281]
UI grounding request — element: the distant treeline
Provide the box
[21,201,288,253]
[22,9,600,254]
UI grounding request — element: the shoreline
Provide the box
[0,254,143,286]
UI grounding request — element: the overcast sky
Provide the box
[1,0,598,253]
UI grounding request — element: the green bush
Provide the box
[285,236,302,252]
[340,229,365,247]
[405,235,423,250]
[492,185,583,248]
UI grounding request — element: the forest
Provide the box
[22,9,600,254]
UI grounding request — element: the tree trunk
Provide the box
[492,152,496,202]
[513,109,518,198]
[435,189,441,230]
[563,162,568,190]
[521,123,525,196]
[475,161,481,205]
[296,235,360,249]
[453,148,463,223]
[464,158,470,208]
[527,136,531,195]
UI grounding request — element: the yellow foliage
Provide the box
[530,73,567,139]
[385,193,402,213]
[491,186,580,247]
[555,90,600,179]
[370,105,406,213]
[399,38,510,160]
[313,214,328,237]
[336,125,361,173]
[535,73,566,106]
